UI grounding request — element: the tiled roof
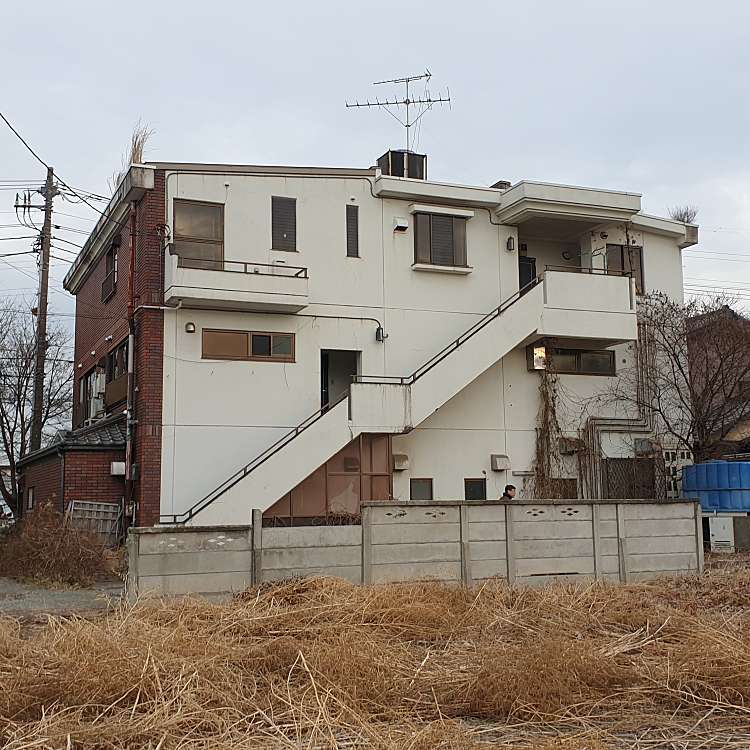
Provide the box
[18,414,126,467]
[60,414,126,448]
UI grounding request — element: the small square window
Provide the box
[410,478,433,501]
[251,334,272,357]
[464,478,487,501]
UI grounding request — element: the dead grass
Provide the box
[0,503,109,587]
[2,572,750,748]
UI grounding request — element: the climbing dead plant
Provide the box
[528,367,575,499]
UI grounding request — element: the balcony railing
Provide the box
[543,264,631,277]
[168,245,307,278]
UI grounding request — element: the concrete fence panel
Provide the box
[127,500,703,597]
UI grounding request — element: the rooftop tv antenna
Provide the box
[346,69,450,152]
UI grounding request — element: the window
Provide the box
[104,339,128,406]
[272,196,297,251]
[173,199,224,270]
[464,478,487,501]
[101,241,118,302]
[106,340,128,383]
[527,344,616,376]
[346,204,359,258]
[202,329,295,362]
[606,244,644,294]
[410,478,433,501]
[414,213,467,266]
[26,487,34,511]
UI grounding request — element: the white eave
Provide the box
[494,180,642,225]
[373,174,502,209]
[630,213,699,249]
[63,164,155,293]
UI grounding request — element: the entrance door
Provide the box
[321,350,359,410]
[519,256,537,291]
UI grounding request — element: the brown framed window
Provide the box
[202,329,295,362]
[272,196,297,251]
[104,339,129,406]
[101,240,118,302]
[173,199,224,270]
[26,487,34,511]
[106,340,128,383]
[414,213,467,266]
[464,478,487,501]
[606,244,644,294]
[410,478,433,501]
[346,204,359,257]
[526,344,616,376]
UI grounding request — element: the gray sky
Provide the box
[1,0,749,321]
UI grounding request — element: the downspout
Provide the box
[125,202,137,533]
[58,447,65,515]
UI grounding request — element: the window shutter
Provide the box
[430,215,455,265]
[346,204,359,257]
[272,196,296,251]
[414,213,431,263]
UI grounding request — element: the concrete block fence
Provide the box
[126,499,703,598]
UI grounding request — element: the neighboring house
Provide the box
[16,416,126,516]
[19,150,698,528]
[687,306,750,460]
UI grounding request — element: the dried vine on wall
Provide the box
[528,367,573,499]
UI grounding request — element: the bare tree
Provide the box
[669,205,698,224]
[0,307,73,516]
[107,121,154,193]
[600,293,750,462]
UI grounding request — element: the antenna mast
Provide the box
[346,69,450,151]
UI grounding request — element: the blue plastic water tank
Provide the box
[682,461,750,512]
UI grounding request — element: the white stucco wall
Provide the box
[159,169,687,518]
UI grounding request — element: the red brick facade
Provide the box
[21,168,167,527]
[132,170,166,526]
[72,220,130,429]
[21,452,63,512]
[64,450,126,505]
[22,450,125,514]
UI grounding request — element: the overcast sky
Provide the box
[1,0,749,323]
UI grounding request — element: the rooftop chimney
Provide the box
[377,149,426,180]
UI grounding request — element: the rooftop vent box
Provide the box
[377,150,426,180]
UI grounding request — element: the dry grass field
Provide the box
[1,569,750,749]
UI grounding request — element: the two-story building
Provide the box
[19,150,698,529]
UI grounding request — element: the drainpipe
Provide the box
[124,202,137,533]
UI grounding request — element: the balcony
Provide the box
[164,245,309,313]
[537,266,637,345]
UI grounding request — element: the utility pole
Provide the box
[29,166,56,452]
[346,70,451,152]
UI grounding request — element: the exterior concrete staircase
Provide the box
[163,270,636,525]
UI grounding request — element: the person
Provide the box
[501,484,516,502]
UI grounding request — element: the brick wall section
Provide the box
[72,221,130,428]
[64,450,125,504]
[133,170,165,526]
[22,453,62,512]
[69,169,166,527]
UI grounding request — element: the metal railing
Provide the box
[168,245,308,278]
[160,392,349,525]
[161,264,626,525]
[544,264,632,277]
[354,275,544,387]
